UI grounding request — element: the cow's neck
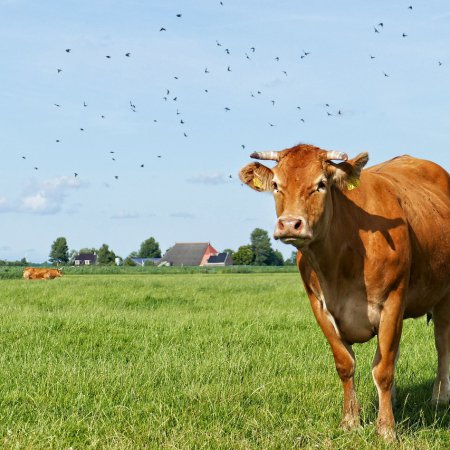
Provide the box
[300,187,352,286]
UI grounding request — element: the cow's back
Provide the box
[367,155,450,316]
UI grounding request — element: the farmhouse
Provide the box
[160,242,232,266]
[74,253,97,266]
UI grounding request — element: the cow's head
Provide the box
[239,144,368,248]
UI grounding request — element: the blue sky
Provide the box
[1,0,449,262]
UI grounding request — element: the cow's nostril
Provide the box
[277,219,285,230]
[294,220,302,230]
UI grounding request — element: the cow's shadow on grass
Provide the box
[393,380,449,430]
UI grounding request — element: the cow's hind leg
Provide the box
[431,296,450,405]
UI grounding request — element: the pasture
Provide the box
[0,273,448,449]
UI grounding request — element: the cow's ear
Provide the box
[326,152,369,191]
[239,162,274,192]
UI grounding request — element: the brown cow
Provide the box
[23,267,63,280]
[239,143,450,439]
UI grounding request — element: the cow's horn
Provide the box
[326,151,348,161]
[250,151,280,161]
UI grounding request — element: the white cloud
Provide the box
[21,192,50,213]
[187,172,228,185]
[0,176,84,215]
[0,196,11,212]
[19,176,82,215]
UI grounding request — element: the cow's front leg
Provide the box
[371,291,404,440]
[307,291,360,430]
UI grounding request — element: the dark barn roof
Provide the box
[161,243,210,266]
[75,253,97,262]
[207,253,228,264]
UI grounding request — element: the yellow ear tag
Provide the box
[346,176,360,191]
[253,177,263,189]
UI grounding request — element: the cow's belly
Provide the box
[326,295,381,344]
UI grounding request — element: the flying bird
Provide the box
[268,122,275,127]
[34,167,38,170]
[250,47,255,52]
[176,13,182,17]
[402,33,408,37]
[160,27,166,32]
[115,175,119,179]
[370,55,376,59]
[140,164,144,168]
[383,72,390,77]
[106,55,111,59]
[54,104,60,107]
[65,48,71,53]
[227,66,231,72]
[224,107,230,111]
[408,5,413,10]
[57,68,62,73]
[374,26,380,33]
[125,52,131,57]
[83,101,88,107]
[21,156,26,159]
[74,173,78,177]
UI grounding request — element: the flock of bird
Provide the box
[18,3,444,182]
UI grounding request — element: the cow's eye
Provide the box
[272,181,278,191]
[317,180,327,191]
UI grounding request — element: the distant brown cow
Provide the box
[23,267,62,280]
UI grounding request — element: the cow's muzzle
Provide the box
[274,216,311,243]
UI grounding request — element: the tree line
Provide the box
[49,237,161,266]
[48,229,297,266]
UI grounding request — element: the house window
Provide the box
[75,260,80,266]
[85,260,90,265]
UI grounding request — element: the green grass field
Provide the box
[0,273,448,449]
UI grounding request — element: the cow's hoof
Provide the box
[340,415,360,431]
[430,396,449,407]
[376,422,397,441]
